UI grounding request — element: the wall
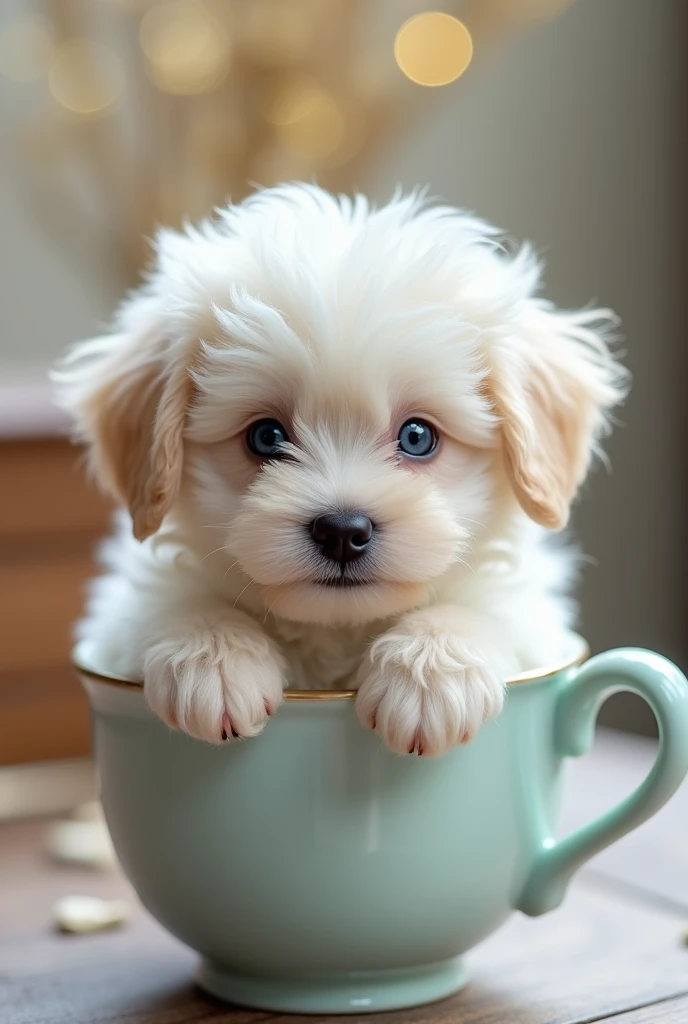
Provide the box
[366,0,687,729]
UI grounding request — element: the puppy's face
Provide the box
[183,293,497,625]
[55,186,626,627]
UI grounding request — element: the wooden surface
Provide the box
[1,728,687,1024]
[0,437,111,764]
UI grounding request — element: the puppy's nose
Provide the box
[311,512,373,564]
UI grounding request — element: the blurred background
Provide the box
[0,0,686,797]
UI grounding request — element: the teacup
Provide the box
[74,637,688,1014]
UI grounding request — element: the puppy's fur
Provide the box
[54,185,627,758]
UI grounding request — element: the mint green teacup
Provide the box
[74,637,688,1015]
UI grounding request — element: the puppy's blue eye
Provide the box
[247,419,289,459]
[397,419,438,458]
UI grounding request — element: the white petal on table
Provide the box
[47,818,117,869]
[53,894,130,934]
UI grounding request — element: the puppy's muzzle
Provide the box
[310,512,373,565]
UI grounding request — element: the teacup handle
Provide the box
[518,648,688,916]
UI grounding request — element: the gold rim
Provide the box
[73,636,589,700]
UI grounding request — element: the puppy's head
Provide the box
[54,185,627,625]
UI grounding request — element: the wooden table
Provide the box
[1,728,687,1024]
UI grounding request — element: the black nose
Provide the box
[310,512,374,564]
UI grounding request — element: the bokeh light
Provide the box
[0,14,54,84]
[139,1,230,95]
[49,39,124,115]
[261,73,320,126]
[262,76,345,160]
[394,12,473,87]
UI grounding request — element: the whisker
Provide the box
[221,559,242,583]
[263,586,292,624]
[457,516,493,541]
[456,515,486,528]
[232,577,255,608]
[199,545,231,564]
[454,557,476,578]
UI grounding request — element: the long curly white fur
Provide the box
[53,184,627,757]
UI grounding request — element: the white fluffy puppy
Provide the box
[55,184,627,757]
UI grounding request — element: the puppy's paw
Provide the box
[143,624,285,743]
[356,627,504,758]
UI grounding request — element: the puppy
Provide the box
[54,184,627,757]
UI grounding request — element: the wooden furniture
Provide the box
[0,436,111,765]
[1,729,687,1023]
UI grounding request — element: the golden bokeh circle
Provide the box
[139,1,230,96]
[260,73,365,168]
[49,39,124,114]
[261,73,320,126]
[263,77,345,160]
[394,12,473,87]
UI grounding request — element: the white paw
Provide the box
[143,626,285,743]
[356,629,504,758]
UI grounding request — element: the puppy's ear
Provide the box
[53,295,193,541]
[488,303,627,530]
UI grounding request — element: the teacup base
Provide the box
[196,955,469,1014]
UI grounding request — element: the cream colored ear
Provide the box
[53,301,193,541]
[488,305,627,531]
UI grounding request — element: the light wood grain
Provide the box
[0,436,110,764]
[604,998,688,1023]
[0,558,94,672]
[0,438,109,540]
[0,667,91,764]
